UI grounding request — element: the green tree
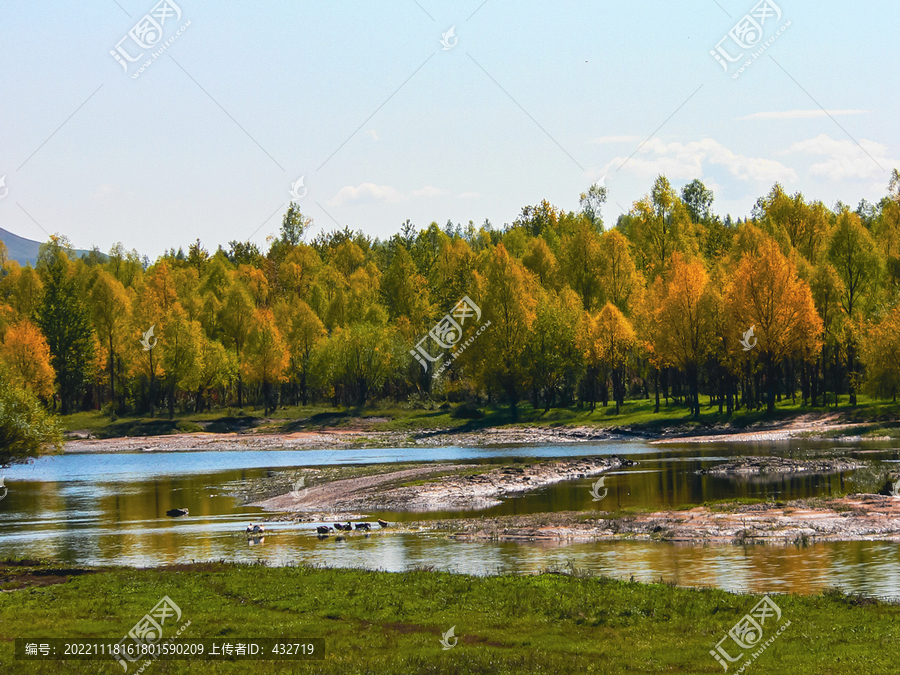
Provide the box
[827,210,882,404]
[161,304,204,419]
[35,238,95,414]
[0,379,63,467]
[579,184,608,230]
[525,291,581,411]
[630,175,698,279]
[681,179,714,224]
[90,269,130,407]
[479,245,537,414]
[280,204,310,247]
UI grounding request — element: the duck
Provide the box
[355,522,371,531]
[166,508,189,517]
[246,523,265,535]
[377,519,389,528]
[316,525,333,535]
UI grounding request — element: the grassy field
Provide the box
[0,560,895,674]
[61,394,900,440]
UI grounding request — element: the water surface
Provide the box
[1,440,898,598]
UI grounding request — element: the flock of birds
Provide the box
[165,508,390,540]
[316,519,389,535]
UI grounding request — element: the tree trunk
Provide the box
[108,335,116,406]
[766,356,776,413]
[654,369,660,414]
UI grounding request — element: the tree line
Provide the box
[1,170,900,423]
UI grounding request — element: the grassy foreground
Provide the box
[62,394,900,440]
[0,561,896,674]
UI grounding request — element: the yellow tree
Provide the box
[274,297,326,406]
[380,245,433,330]
[195,337,235,412]
[90,269,131,406]
[580,303,635,414]
[706,263,743,414]
[827,209,882,404]
[161,304,204,419]
[598,229,640,314]
[522,237,559,289]
[810,263,845,406]
[221,281,255,407]
[727,238,823,412]
[561,221,603,310]
[0,319,56,399]
[653,253,711,417]
[0,263,43,317]
[630,175,698,279]
[244,308,289,415]
[756,184,830,264]
[479,244,537,413]
[862,304,900,400]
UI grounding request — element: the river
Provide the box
[1,440,899,599]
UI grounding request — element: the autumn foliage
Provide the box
[1,170,899,419]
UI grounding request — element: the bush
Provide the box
[451,402,484,419]
[176,421,203,434]
[0,379,63,467]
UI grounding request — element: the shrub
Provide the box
[0,379,63,467]
[451,402,484,419]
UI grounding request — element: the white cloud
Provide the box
[331,183,405,206]
[603,138,797,184]
[738,109,868,121]
[590,135,642,144]
[411,185,445,198]
[782,133,895,181]
[365,129,379,141]
[331,183,449,205]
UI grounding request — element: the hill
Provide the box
[0,227,99,267]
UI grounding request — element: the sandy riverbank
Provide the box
[63,411,885,453]
[424,494,900,544]
[253,456,632,514]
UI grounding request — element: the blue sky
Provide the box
[1,0,897,257]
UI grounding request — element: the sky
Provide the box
[0,0,897,258]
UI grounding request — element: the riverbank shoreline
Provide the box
[243,454,900,544]
[252,456,634,513]
[413,494,900,544]
[61,409,891,453]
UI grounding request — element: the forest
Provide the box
[2,171,900,433]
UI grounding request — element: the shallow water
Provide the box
[1,440,898,598]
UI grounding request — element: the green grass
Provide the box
[0,561,895,674]
[61,394,900,441]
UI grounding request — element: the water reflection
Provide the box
[1,441,899,599]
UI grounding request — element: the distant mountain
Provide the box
[0,227,100,267]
